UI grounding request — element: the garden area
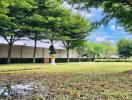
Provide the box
[0,0,132,99]
[0,62,132,99]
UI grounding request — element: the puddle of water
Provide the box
[0,83,34,97]
[0,86,6,95]
[0,83,48,99]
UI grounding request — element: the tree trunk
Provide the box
[67,48,70,63]
[7,36,14,64]
[33,34,37,63]
[78,56,81,62]
[7,42,13,64]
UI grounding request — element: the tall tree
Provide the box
[22,14,47,63]
[40,7,72,49]
[60,14,91,62]
[0,0,34,63]
[22,0,71,63]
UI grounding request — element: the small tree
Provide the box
[93,44,106,59]
[76,45,86,62]
[101,42,117,59]
[76,41,94,61]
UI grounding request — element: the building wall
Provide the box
[0,45,79,58]
[22,46,43,58]
[58,49,79,58]
[0,45,8,58]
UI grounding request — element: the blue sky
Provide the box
[86,8,132,44]
[63,2,132,44]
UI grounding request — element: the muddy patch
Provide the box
[123,70,132,74]
[0,83,48,99]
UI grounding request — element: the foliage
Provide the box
[95,59,132,62]
[67,0,132,33]
[0,0,92,63]
[0,0,35,63]
[117,39,132,58]
[60,14,90,62]
[76,41,94,58]
[101,42,117,58]
[76,41,117,59]
[93,43,106,58]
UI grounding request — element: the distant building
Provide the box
[0,38,79,63]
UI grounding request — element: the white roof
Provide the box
[0,38,65,50]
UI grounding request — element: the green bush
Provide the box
[0,58,94,64]
[56,58,94,63]
[94,59,132,62]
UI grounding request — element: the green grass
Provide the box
[0,62,132,73]
[0,62,132,99]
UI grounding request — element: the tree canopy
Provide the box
[60,13,90,62]
[117,39,132,58]
[76,41,117,59]
[0,0,91,63]
[67,0,132,33]
[0,0,35,63]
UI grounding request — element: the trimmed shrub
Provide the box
[0,58,94,64]
[56,58,94,63]
[94,59,132,62]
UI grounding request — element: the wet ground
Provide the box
[0,71,132,100]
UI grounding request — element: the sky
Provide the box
[62,2,132,44]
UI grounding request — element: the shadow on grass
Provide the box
[0,68,49,72]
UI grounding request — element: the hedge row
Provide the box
[56,58,94,63]
[0,58,43,64]
[94,59,132,62]
[0,58,94,64]
[1,58,131,64]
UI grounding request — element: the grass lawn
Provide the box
[0,62,132,73]
[0,62,132,99]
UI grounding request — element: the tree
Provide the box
[76,41,88,61]
[40,7,73,52]
[76,41,117,60]
[0,0,34,63]
[22,15,47,63]
[21,0,63,63]
[117,39,132,58]
[60,13,91,62]
[76,41,95,61]
[101,42,117,58]
[83,42,95,58]
[93,44,106,58]
[67,0,132,33]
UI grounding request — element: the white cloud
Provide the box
[111,25,116,30]
[109,40,116,44]
[95,36,116,44]
[96,36,107,43]
[111,25,123,31]
[62,2,93,19]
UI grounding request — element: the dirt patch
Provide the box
[0,72,132,99]
[123,70,132,74]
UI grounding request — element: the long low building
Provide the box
[0,38,79,63]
